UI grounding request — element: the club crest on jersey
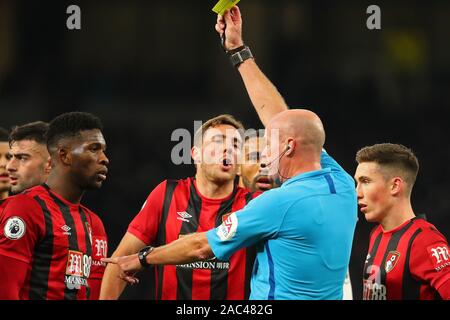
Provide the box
[385,251,400,273]
[217,213,238,241]
[4,216,26,240]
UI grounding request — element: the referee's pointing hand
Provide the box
[102,254,142,285]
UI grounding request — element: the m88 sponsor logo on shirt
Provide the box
[363,279,387,300]
[363,265,386,300]
[65,250,92,289]
[428,244,450,271]
[92,237,108,267]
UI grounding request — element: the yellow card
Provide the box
[212,0,241,16]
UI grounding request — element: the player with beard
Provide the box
[7,122,51,195]
[0,112,109,299]
[238,131,278,192]
[100,114,260,300]
[4,120,108,299]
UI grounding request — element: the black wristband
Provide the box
[226,45,246,56]
[229,46,254,68]
[138,246,154,268]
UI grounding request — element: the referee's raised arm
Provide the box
[216,6,288,127]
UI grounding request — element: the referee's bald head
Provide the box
[269,109,325,157]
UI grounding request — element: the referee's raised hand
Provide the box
[216,6,244,51]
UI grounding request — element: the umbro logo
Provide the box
[61,225,71,235]
[177,211,192,222]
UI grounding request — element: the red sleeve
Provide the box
[89,213,108,300]
[0,254,30,299]
[0,195,44,263]
[251,191,263,199]
[437,279,450,300]
[89,278,103,300]
[410,229,450,299]
[127,181,167,244]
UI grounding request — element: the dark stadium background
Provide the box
[0,0,449,299]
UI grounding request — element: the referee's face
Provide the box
[261,127,283,177]
[355,162,393,223]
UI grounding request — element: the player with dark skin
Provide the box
[45,127,109,204]
[238,134,277,192]
[0,112,109,299]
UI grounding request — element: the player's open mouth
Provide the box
[221,158,233,170]
[9,176,18,185]
[255,176,272,190]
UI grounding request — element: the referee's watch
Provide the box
[228,45,254,68]
[138,246,154,268]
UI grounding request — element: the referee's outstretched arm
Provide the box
[102,232,214,285]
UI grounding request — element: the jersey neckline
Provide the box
[190,177,238,203]
[41,183,82,208]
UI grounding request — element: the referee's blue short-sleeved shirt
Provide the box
[207,151,357,300]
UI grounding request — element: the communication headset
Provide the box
[260,143,291,169]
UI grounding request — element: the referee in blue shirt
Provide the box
[206,110,357,299]
[104,109,358,300]
[103,6,358,300]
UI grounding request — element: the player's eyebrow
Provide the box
[12,152,32,158]
[211,134,225,140]
[87,141,107,150]
[355,175,370,182]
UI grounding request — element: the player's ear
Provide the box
[44,156,52,174]
[58,147,72,166]
[191,146,201,165]
[390,177,403,196]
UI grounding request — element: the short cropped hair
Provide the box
[9,121,49,146]
[194,114,244,147]
[356,143,419,192]
[46,112,103,151]
[0,127,9,142]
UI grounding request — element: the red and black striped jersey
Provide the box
[128,177,260,300]
[0,184,106,300]
[363,216,450,300]
[88,212,108,300]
